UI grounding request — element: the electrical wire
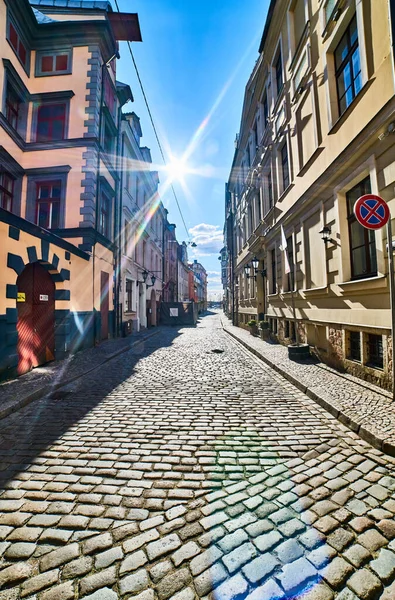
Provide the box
[113,0,191,241]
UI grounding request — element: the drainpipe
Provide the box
[93,62,106,345]
[113,104,123,339]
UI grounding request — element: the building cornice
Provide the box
[0,207,90,260]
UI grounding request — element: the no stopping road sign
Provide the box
[354,194,390,230]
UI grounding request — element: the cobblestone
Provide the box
[0,313,395,598]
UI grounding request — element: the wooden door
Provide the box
[17,263,55,375]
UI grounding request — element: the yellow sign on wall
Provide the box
[17,292,26,303]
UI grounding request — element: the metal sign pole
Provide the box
[387,216,395,402]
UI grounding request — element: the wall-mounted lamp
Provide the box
[252,257,267,277]
[319,226,333,244]
[146,275,156,288]
[244,264,252,278]
[141,269,149,283]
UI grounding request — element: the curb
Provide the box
[223,325,395,458]
[0,329,161,422]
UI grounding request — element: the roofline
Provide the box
[258,0,277,53]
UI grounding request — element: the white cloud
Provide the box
[189,223,223,256]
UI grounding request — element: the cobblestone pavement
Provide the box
[0,311,395,599]
[222,316,395,454]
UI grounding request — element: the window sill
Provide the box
[338,275,387,295]
[301,285,329,297]
[328,79,373,135]
[277,183,294,203]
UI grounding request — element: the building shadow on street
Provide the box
[0,326,183,488]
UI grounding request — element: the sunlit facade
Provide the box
[0,0,141,378]
[226,0,395,389]
[120,112,166,332]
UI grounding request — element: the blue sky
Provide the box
[116,0,270,298]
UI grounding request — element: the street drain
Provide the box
[211,349,224,354]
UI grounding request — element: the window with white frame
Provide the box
[279,141,290,193]
[125,278,135,312]
[335,15,362,116]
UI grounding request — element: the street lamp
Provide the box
[319,226,332,244]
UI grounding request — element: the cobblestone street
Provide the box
[0,311,395,599]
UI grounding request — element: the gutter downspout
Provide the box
[113,104,123,339]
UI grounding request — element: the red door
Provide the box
[100,271,109,340]
[17,263,55,375]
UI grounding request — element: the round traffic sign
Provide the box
[354,194,390,230]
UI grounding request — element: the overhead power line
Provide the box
[113,0,191,241]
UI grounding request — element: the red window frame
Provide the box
[36,103,66,142]
[9,22,28,68]
[35,180,61,229]
[40,53,69,74]
[0,172,15,212]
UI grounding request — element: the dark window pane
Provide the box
[367,334,383,369]
[37,121,50,141]
[38,185,49,199]
[349,331,361,361]
[51,120,64,140]
[41,55,53,72]
[56,54,68,71]
[37,202,49,228]
[351,246,367,277]
[52,185,61,198]
[335,16,361,115]
[19,42,26,64]
[9,24,18,50]
[52,104,66,117]
[51,202,60,228]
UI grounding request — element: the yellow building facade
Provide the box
[227,0,395,389]
[0,0,141,378]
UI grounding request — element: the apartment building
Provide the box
[119,112,166,331]
[226,0,395,389]
[0,0,141,377]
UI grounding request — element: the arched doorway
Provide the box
[16,262,55,375]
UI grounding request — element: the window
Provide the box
[335,16,362,116]
[125,279,134,312]
[36,104,66,142]
[281,143,290,191]
[0,172,14,212]
[348,331,361,361]
[36,50,72,76]
[324,0,337,26]
[285,320,290,338]
[99,190,112,239]
[286,236,294,291]
[263,93,269,128]
[103,116,115,156]
[271,249,276,294]
[367,334,383,369]
[5,85,20,131]
[346,177,377,279]
[36,181,61,229]
[7,20,29,72]
[267,169,273,210]
[275,51,283,96]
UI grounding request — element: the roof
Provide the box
[31,7,58,23]
[29,0,112,10]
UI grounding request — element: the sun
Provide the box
[165,157,188,182]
